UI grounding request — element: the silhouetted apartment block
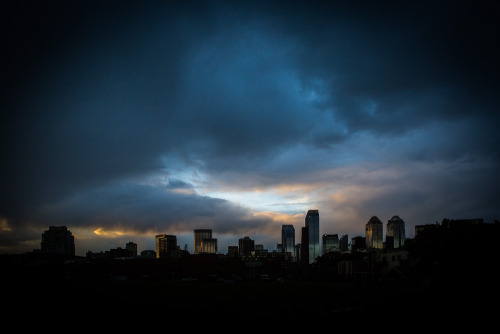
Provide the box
[41,226,75,257]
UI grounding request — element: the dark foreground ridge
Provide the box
[1,266,495,325]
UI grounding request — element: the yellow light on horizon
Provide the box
[0,218,12,231]
[93,227,126,238]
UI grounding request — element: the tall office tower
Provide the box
[194,229,212,254]
[281,225,296,261]
[239,236,255,258]
[322,234,339,255]
[155,234,177,258]
[201,238,218,254]
[365,216,383,250]
[339,234,349,252]
[305,210,320,264]
[387,215,406,249]
[41,226,75,257]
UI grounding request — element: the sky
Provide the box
[1,0,499,256]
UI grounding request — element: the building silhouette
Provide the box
[415,223,439,237]
[227,245,238,257]
[239,236,255,258]
[295,243,301,262]
[304,210,320,264]
[322,234,339,255]
[365,216,383,250]
[41,226,75,258]
[8,216,499,312]
[301,227,308,266]
[201,238,218,254]
[6,218,498,320]
[281,225,296,261]
[87,241,139,260]
[155,234,177,258]
[140,250,156,258]
[339,234,348,252]
[351,236,366,251]
[107,247,132,259]
[194,229,212,254]
[126,242,137,256]
[254,244,268,260]
[386,215,406,249]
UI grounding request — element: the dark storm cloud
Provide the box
[1,1,197,215]
[285,1,500,144]
[1,1,499,251]
[34,182,272,234]
[165,178,194,191]
[0,1,310,219]
[0,181,275,253]
[168,0,500,168]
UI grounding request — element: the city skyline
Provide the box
[4,215,497,321]
[5,201,496,257]
[1,1,499,256]
[29,212,497,259]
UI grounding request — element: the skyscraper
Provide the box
[387,215,406,249]
[281,225,296,261]
[305,210,320,264]
[41,226,75,258]
[194,229,212,254]
[365,216,383,250]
